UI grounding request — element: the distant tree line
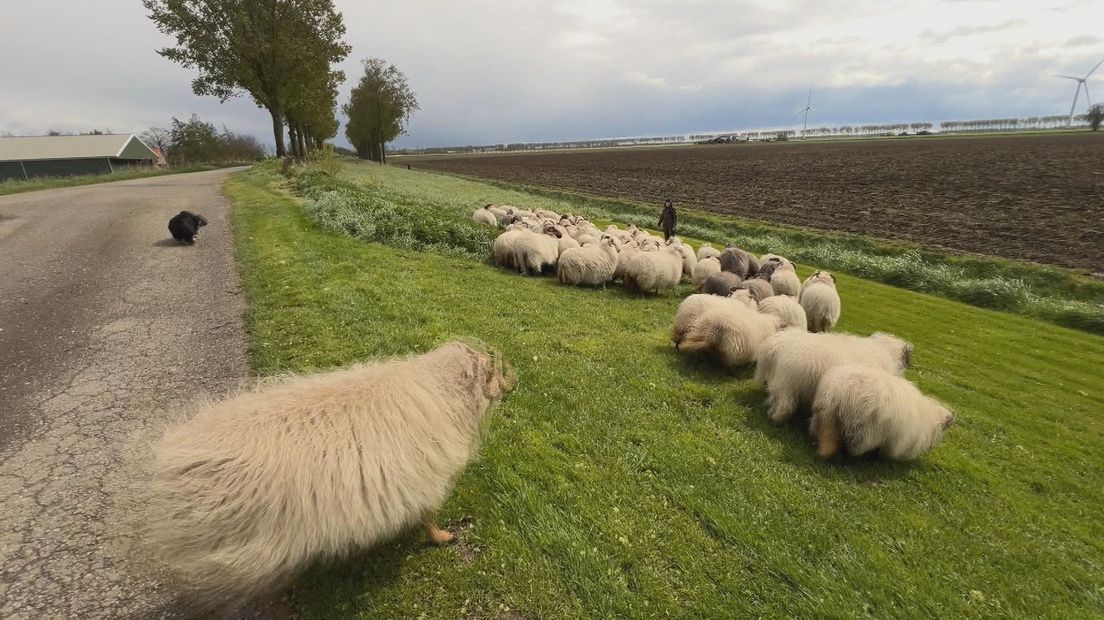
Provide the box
[144,0,351,158]
[141,114,265,165]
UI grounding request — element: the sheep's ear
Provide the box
[902,343,914,369]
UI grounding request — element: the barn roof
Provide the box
[0,134,156,162]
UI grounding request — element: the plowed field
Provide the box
[414,134,1104,271]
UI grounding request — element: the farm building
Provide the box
[0,134,158,182]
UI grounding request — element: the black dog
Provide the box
[168,211,208,244]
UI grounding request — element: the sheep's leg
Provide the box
[767,392,797,423]
[812,412,842,459]
[423,518,455,545]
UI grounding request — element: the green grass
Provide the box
[228,166,1104,618]
[0,163,242,196]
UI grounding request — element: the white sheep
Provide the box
[666,238,696,280]
[811,364,954,460]
[557,237,620,287]
[140,342,514,608]
[756,294,807,331]
[612,245,641,281]
[557,234,581,254]
[471,208,498,227]
[692,256,722,291]
[768,263,801,297]
[623,246,684,294]
[799,271,841,332]
[671,293,756,349]
[492,225,527,269]
[678,304,782,368]
[512,227,561,275]
[754,331,913,423]
[738,278,775,302]
[697,243,721,261]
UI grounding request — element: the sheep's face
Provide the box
[940,408,955,430]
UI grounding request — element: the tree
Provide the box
[143,0,351,157]
[1088,104,1104,132]
[343,58,419,163]
[169,114,221,164]
[141,127,172,153]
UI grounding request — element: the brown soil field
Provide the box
[414,133,1104,272]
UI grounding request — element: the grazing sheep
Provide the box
[757,295,807,331]
[623,247,684,294]
[492,226,528,269]
[799,271,841,332]
[141,341,515,608]
[697,243,721,261]
[666,238,696,279]
[612,245,641,281]
[168,211,208,244]
[678,305,782,368]
[557,235,581,254]
[557,237,619,287]
[671,293,756,349]
[738,278,775,302]
[535,209,561,220]
[702,271,743,296]
[692,256,722,291]
[754,331,913,423]
[472,207,498,227]
[512,227,561,275]
[761,253,795,271]
[811,365,954,460]
[767,259,801,297]
[719,246,751,277]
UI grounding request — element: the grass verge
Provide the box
[228,165,1104,618]
[0,163,245,196]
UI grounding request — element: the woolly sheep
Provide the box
[492,226,527,269]
[666,238,696,279]
[697,243,721,261]
[535,209,561,220]
[512,227,561,275]
[701,271,743,296]
[575,234,600,247]
[756,294,807,331]
[811,364,954,460]
[637,237,663,252]
[612,245,641,281]
[624,246,684,294]
[671,292,757,349]
[692,256,722,291]
[761,253,795,270]
[754,331,913,423]
[140,341,515,608]
[719,246,751,277]
[557,237,619,287]
[472,208,498,227]
[767,259,801,297]
[737,278,775,302]
[678,304,782,368]
[799,271,841,332]
[557,235,581,254]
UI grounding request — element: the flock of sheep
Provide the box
[124,203,956,612]
[475,203,955,461]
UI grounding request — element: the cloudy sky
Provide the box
[1,0,1101,149]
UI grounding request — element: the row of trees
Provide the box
[144,0,350,158]
[142,114,265,165]
[343,59,418,163]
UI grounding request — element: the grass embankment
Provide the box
[228,162,1104,618]
[0,163,243,196]
[407,167,1103,335]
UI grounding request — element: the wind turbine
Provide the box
[1055,57,1104,127]
[794,89,813,137]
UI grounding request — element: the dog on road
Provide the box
[168,211,208,244]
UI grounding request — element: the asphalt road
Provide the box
[0,169,251,618]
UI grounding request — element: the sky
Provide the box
[1,0,1101,149]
